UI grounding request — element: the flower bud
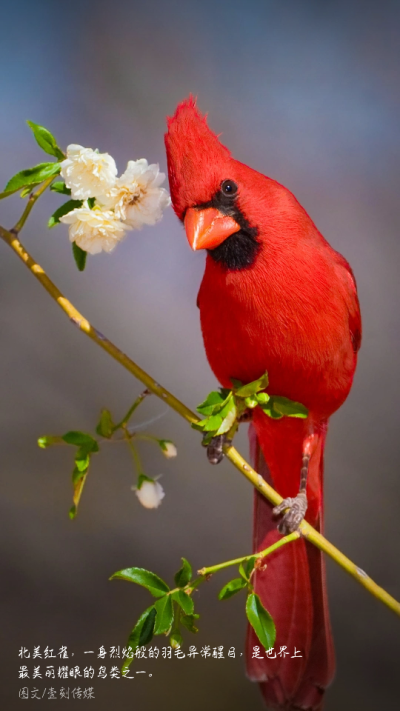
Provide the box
[160,440,177,459]
[170,631,183,649]
[135,480,165,509]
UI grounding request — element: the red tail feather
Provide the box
[246,424,335,711]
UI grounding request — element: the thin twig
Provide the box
[124,434,145,477]
[198,532,301,576]
[113,389,151,431]
[11,177,55,234]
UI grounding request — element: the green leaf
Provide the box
[154,595,173,634]
[191,420,207,431]
[65,433,99,516]
[234,372,269,398]
[110,567,170,597]
[122,606,156,673]
[138,607,157,645]
[218,577,247,600]
[27,121,64,160]
[180,613,199,633]
[87,197,96,209]
[269,396,308,419]
[4,162,61,193]
[259,401,283,419]
[74,447,91,473]
[74,456,89,474]
[215,412,236,436]
[194,391,237,438]
[70,464,89,518]
[239,562,248,580]
[72,243,87,272]
[50,181,71,195]
[215,396,237,435]
[238,558,256,582]
[197,390,227,416]
[202,414,223,432]
[62,431,98,447]
[172,590,194,615]
[96,409,115,438]
[72,464,86,485]
[174,557,192,588]
[170,631,183,649]
[48,199,82,228]
[218,393,235,416]
[244,557,256,578]
[246,593,276,649]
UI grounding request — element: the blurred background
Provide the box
[1,0,399,708]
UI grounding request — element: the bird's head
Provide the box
[164,96,285,270]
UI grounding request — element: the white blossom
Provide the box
[134,480,165,509]
[160,441,177,459]
[60,203,130,255]
[60,144,117,200]
[98,158,171,229]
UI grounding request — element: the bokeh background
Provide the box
[1,0,399,708]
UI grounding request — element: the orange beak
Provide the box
[184,207,240,251]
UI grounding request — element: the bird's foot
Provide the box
[202,433,232,465]
[273,492,307,534]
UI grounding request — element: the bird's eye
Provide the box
[221,179,238,196]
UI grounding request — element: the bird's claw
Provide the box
[273,492,307,534]
[203,433,231,465]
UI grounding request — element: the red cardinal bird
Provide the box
[165,97,361,710]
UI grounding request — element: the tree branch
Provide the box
[1,224,399,618]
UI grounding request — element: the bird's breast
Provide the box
[198,254,356,418]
